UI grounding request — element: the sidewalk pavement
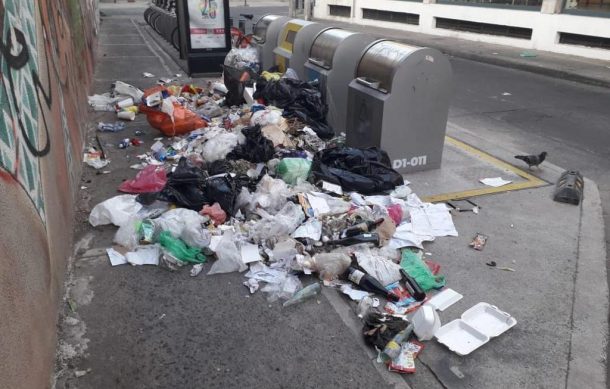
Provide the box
[54,4,608,389]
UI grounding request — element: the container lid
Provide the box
[461,302,517,338]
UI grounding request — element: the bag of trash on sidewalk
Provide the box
[276,158,312,185]
[205,175,238,216]
[200,203,227,226]
[400,249,446,291]
[311,147,404,194]
[362,310,410,350]
[146,102,207,137]
[118,165,167,194]
[158,231,206,264]
[158,157,208,210]
[201,131,246,163]
[154,208,211,249]
[223,65,255,107]
[249,202,305,242]
[227,125,275,163]
[304,253,351,281]
[224,47,260,72]
[89,195,143,227]
[208,231,247,275]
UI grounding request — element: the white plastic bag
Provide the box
[355,250,402,286]
[249,202,305,242]
[155,208,211,249]
[89,195,143,227]
[201,131,245,162]
[207,231,247,275]
[249,175,291,215]
[113,216,141,250]
[250,109,282,127]
[113,80,144,101]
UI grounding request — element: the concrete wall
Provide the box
[316,0,610,61]
[0,0,97,388]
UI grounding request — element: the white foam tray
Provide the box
[435,302,517,356]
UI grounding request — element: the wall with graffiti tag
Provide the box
[0,0,97,387]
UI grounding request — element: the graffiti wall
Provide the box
[0,0,96,387]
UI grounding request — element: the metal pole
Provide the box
[289,0,296,17]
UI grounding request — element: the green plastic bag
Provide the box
[158,231,206,264]
[276,158,312,185]
[400,249,445,292]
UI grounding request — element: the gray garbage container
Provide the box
[253,15,290,72]
[305,28,376,134]
[289,23,330,80]
[346,41,453,174]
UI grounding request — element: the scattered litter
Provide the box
[480,177,512,187]
[84,150,109,169]
[486,261,497,267]
[501,92,512,96]
[106,248,127,266]
[520,51,537,58]
[435,302,517,355]
[425,288,463,311]
[469,233,488,251]
[84,67,479,376]
[341,284,372,301]
[98,121,126,132]
[125,245,161,266]
[283,283,321,307]
[190,263,205,277]
[240,243,261,264]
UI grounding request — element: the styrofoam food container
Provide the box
[434,302,517,356]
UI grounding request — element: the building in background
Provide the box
[314,0,610,60]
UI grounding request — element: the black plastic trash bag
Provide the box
[207,159,232,176]
[310,147,404,194]
[158,157,208,210]
[253,78,334,139]
[205,175,237,216]
[227,125,275,163]
[223,65,255,107]
[362,310,409,350]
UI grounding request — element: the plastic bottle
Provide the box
[340,218,385,238]
[328,233,380,247]
[382,323,414,362]
[344,267,400,302]
[283,283,321,307]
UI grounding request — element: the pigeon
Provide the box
[514,151,547,169]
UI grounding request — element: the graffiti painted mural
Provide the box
[0,0,96,387]
[0,0,46,221]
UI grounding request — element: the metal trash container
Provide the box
[305,28,376,134]
[273,19,323,74]
[346,41,452,174]
[289,23,330,80]
[253,15,291,72]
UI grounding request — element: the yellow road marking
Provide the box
[421,136,548,203]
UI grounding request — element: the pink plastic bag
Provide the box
[119,165,167,193]
[200,202,227,226]
[386,204,403,226]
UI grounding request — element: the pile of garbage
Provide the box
[86,48,509,375]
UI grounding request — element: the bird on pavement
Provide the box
[514,151,547,169]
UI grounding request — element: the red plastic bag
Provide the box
[118,165,167,193]
[146,103,207,137]
[386,204,403,225]
[200,202,227,226]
